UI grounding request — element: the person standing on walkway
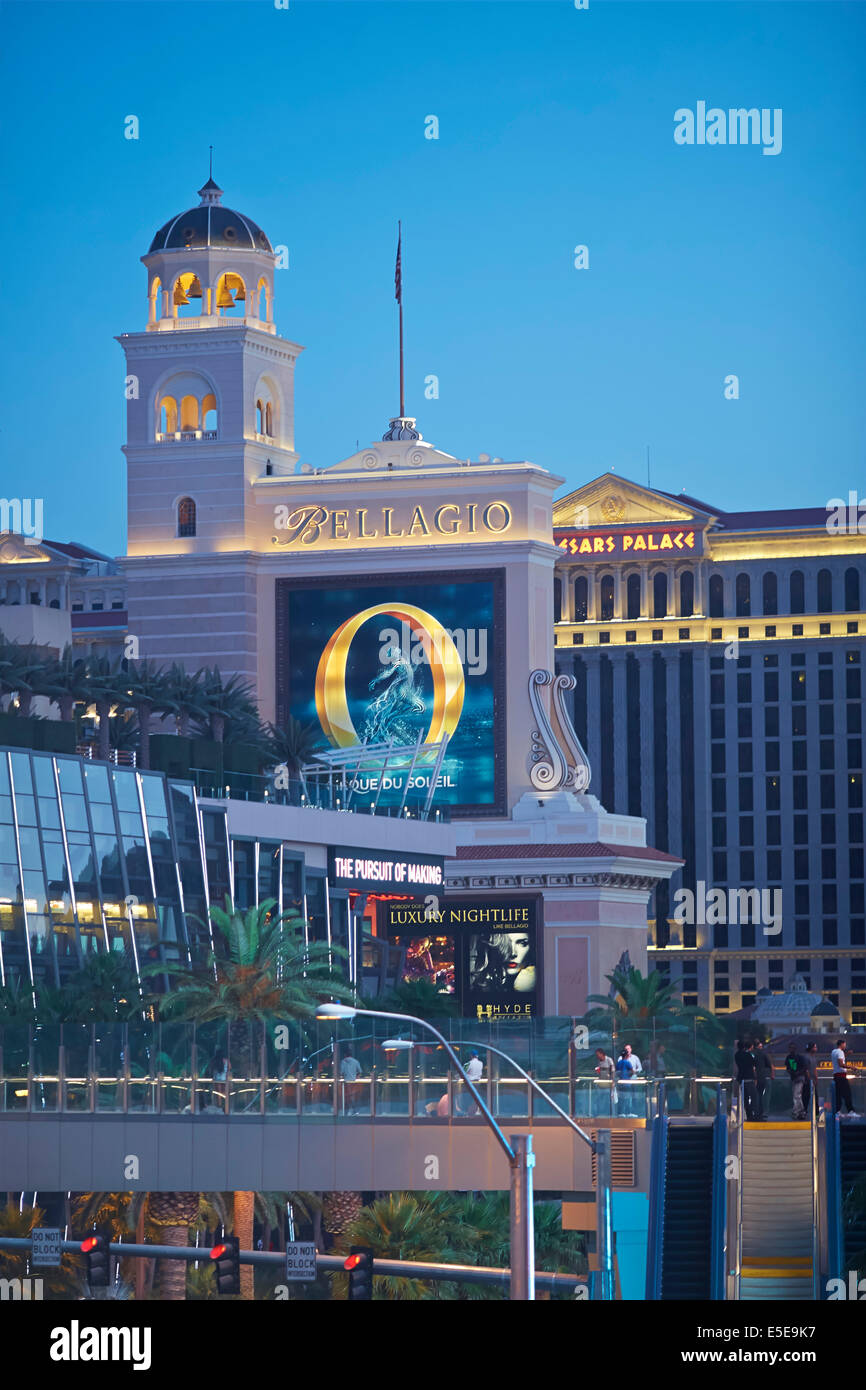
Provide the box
[831,1038,861,1117]
[785,1043,809,1120]
[803,1041,819,1116]
[753,1039,774,1121]
[462,1049,484,1115]
[734,1038,758,1120]
[595,1047,617,1116]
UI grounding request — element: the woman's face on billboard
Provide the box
[503,933,531,975]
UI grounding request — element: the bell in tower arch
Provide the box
[186,275,202,299]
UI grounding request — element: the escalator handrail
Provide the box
[826,1103,843,1283]
[645,1081,668,1300]
[710,1082,727,1301]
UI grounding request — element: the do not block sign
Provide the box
[285,1242,317,1281]
[31,1228,62,1267]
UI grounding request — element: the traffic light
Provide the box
[344,1245,374,1301]
[80,1231,110,1288]
[209,1235,241,1296]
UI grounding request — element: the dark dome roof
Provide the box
[811,999,838,1015]
[149,182,272,254]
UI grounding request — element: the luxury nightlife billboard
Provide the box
[386,899,539,1019]
[276,571,505,816]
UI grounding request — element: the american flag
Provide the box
[394,223,402,303]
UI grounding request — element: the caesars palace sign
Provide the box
[272,499,513,546]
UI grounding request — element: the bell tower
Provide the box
[119,174,303,678]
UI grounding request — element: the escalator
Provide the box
[646,1091,726,1300]
[739,1122,815,1300]
[827,1116,866,1281]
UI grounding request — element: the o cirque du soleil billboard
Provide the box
[277,572,504,815]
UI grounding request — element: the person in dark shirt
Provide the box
[734,1038,758,1120]
[753,1039,774,1121]
[803,1041,819,1116]
[785,1044,809,1120]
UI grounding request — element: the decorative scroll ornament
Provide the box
[551,672,592,792]
[382,416,423,442]
[528,669,592,793]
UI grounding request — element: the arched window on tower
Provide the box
[763,571,778,616]
[600,574,615,621]
[653,572,668,619]
[158,396,178,438]
[845,567,861,612]
[735,573,751,617]
[172,272,203,319]
[574,575,588,622]
[180,396,200,432]
[216,273,246,317]
[201,393,217,435]
[790,569,805,614]
[177,498,196,538]
[709,574,724,618]
[627,573,641,620]
[256,277,271,323]
[817,568,833,613]
[680,571,694,618]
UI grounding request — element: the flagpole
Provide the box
[397,220,405,418]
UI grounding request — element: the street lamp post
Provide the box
[316,1003,536,1300]
[381,1033,613,1302]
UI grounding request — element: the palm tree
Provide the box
[61,951,142,1022]
[0,638,51,716]
[143,897,352,1299]
[41,644,89,722]
[193,667,258,745]
[265,716,323,776]
[124,659,169,769]
[583,964,726,1074]
[161,663,204,738]
[86,655,130,762]
[73,1190,201,1301]
[363,977,459,1021]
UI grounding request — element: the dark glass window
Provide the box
[653,573,668,619]
[177,497,196,538]
[626,573,641,620]
[680,571,694,618]
[790,570,805,614]
[599,574,614,621]
[845,567,861,612]
[762,571,778,616]
[709,574,724,618]
[766,777,781,811]
[735,573,751,617]
[574,576,588,622]
[817,568,833,613]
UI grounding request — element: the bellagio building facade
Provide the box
[551,477,865,1024]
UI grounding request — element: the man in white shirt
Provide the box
[339,1048,363,1114]
[831,1038,860,1117]
[461,1050,484,1114]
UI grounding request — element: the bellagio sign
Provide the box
[555,525,698,558]
[272,500,513,547]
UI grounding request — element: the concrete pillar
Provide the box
[586,572,597,622]
[585,655,602,780]
[613,571,623,621]
[668,566,678,618]
[561,568,574,622]
[612,653,629,812]
[639,567,648,620]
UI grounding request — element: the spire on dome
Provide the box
[198,149,223,205]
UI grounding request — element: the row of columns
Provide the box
[0,577,71,607]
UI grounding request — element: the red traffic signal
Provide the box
[80,1231,111,1288]
[210,1235,241,1295]
[80,1236,99,1253]
[210,1243,228,1260]
[345,1245,374,1300]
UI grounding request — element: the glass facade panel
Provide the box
[83,762,111,802]
[111,768,140,813]
[61,795,90,833]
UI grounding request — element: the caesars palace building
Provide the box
[3,179,865,1024]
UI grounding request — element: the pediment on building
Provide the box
[321,433,462,477]
[553,473,717,530]
[0,532,53,565]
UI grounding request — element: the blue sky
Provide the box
[2,0,864,555]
